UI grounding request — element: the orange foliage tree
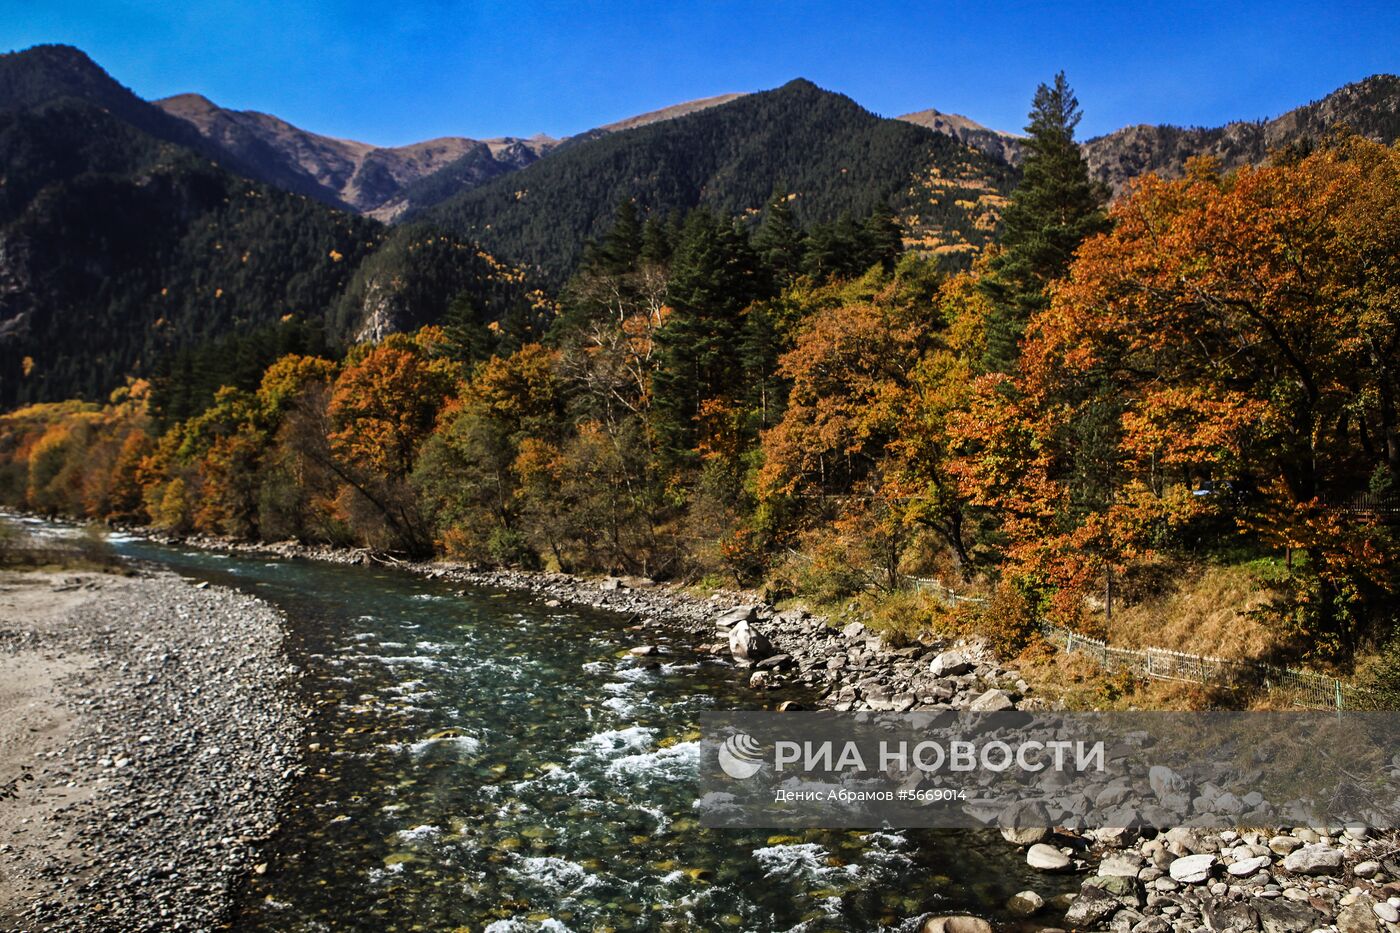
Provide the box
[953,137,1400,651]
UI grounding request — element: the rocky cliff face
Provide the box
[156,93,559,213]
[1082,74,1400,192]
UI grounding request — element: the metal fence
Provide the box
[908,575,988,608]
[797,556,1366,710]
[1039,621,1360,710]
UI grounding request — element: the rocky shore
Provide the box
[150,534,1034,715]
[0,568,303,931]
[995,821,1400,933]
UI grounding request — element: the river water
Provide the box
[97,534,1055,932]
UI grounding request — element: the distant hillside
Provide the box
[157,92,560,215]
[364,94,745,221]
[363,135,557,221]
[0,100,383,406]
[417,79,1017,281]
[0,50,533,407]
[1081,74,1400,191]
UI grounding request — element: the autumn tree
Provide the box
[956,137,1400,653]
[758,259,950,591]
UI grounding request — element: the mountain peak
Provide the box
[897,107,1024,164]
[595,92,746,133]
[0,42,135,111]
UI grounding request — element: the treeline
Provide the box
[3,78,1397,665]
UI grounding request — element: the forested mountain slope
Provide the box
[0,99,382,406]
[416,79,1017,281]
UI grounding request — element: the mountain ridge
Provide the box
[415,77,1016,280]
[898,74,1400,191]
[155,91,560,214]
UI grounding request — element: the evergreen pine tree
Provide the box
[753,189,807,286]
[652,209,761,458]
[594,198,643,274]
[981,72,1109,372]
[640,215,673,264]
[441,292,496,364]
[859,202,904,272]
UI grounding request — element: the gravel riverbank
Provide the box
[0,568,303,931]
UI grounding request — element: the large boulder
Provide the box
[1063,884,1121,929]
[1334,896,1380,933]
[1148,764,1187,799]
[728,620,773,665]
[929,649,974,677]
[1254,899,1322,933]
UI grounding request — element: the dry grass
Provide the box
[1013,639,1248,711]
[1107,562,1284,662]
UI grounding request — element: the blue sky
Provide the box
[4,1,1397,146]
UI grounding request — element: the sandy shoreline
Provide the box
[0,568,303,931]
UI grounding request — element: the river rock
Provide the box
[920,917,992,933]
[1168,853,1215,883]
[1335,898,1380,933]
[1099,853,1145,877]
[1227,854,1271,876]
[1282,843,1343,875]
[748,670,771,689]
[1375,902,1399,924]
[1006,890,1044,917]
[1027,843,1071,871]
[1064,884,1122,928]
[728,620,773,664]
[755,653,793,670]
[968,688,1014,712]
[1202,902,1261,933]
[929,650,973,677]
[998,799,1051,846]
[1254,899,1322,933]
[715,605,758,630]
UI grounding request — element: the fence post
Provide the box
[1335,679,1343,712]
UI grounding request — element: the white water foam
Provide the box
[505,855,600,897]
[394,824,442,843]
[605,741,700,783]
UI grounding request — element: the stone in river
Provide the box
[1026,843,1071,871]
